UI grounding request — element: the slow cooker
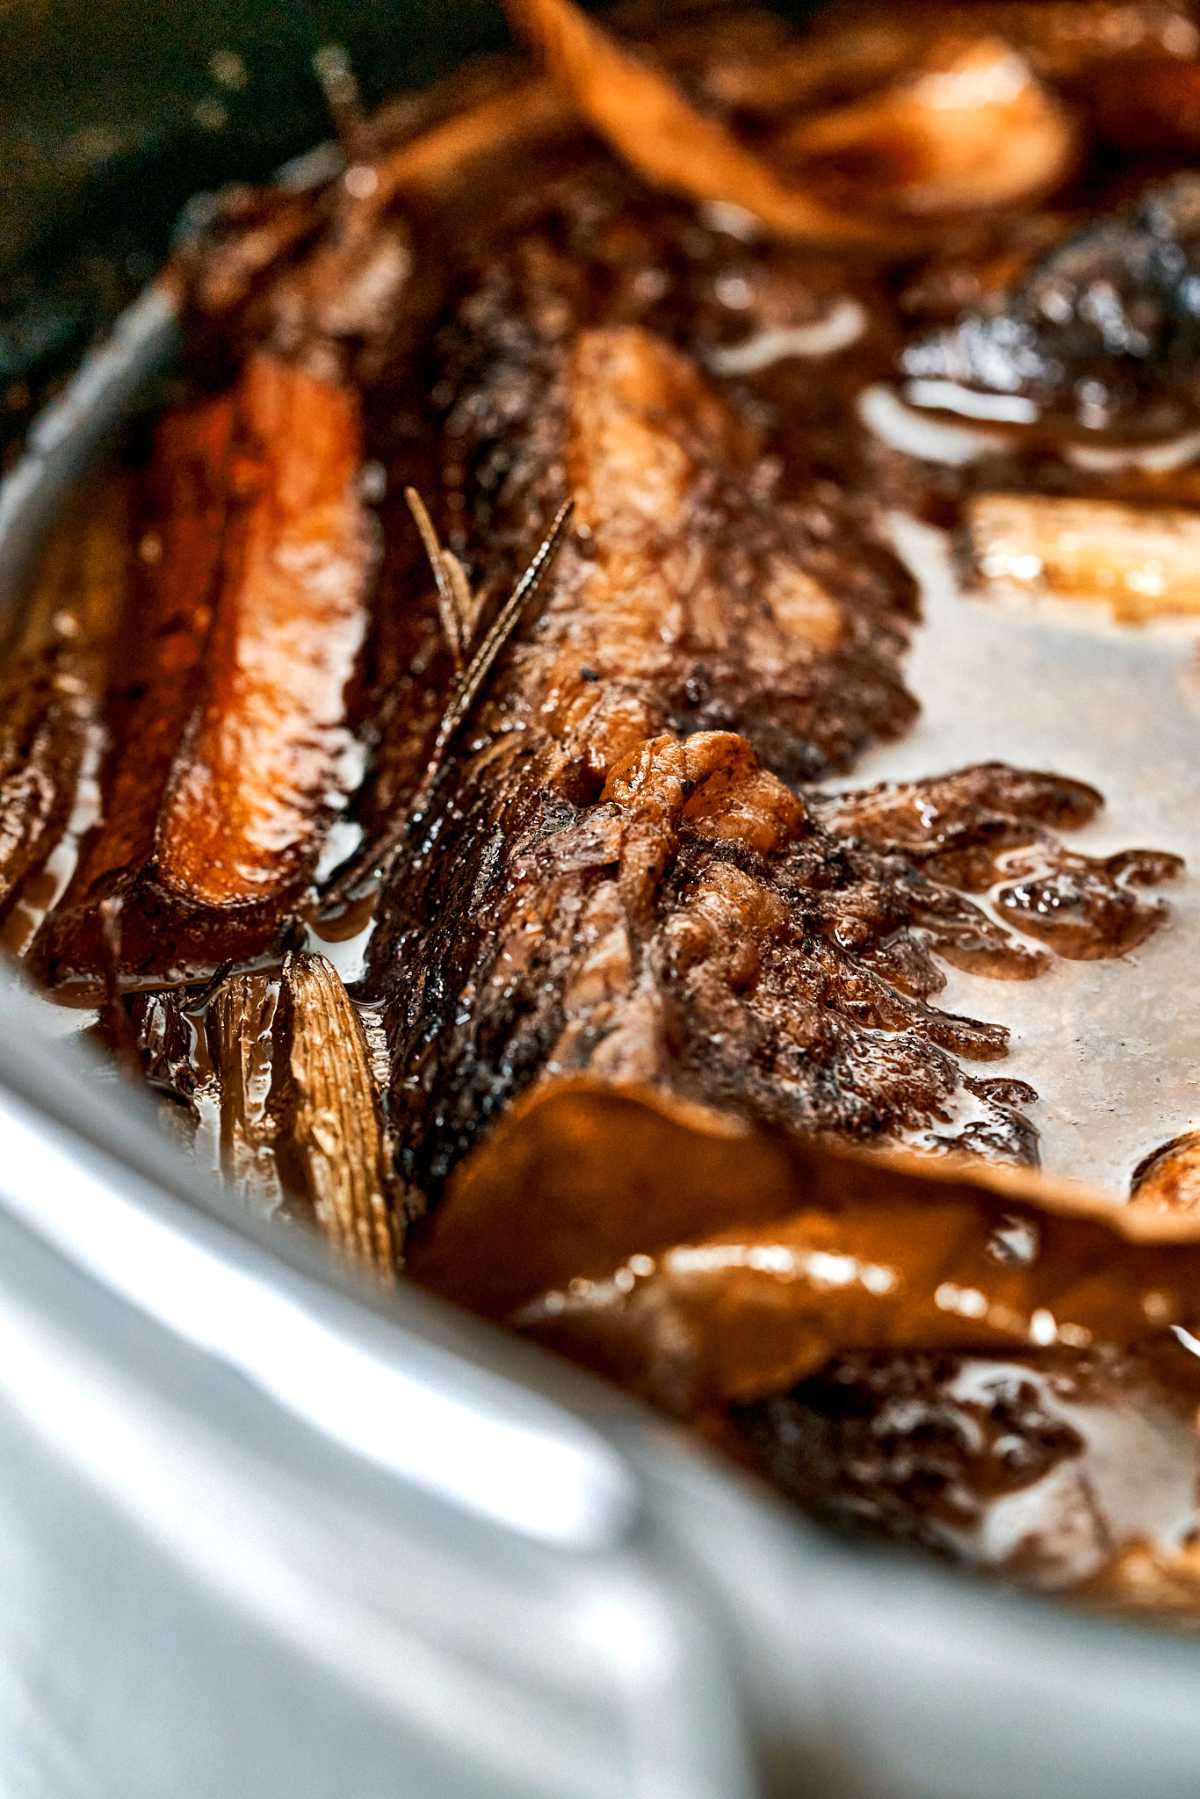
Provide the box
[3,6,1200,1794]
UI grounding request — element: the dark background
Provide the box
[0,0,517,449]
[0,1,822,457]
[0,2,826,437]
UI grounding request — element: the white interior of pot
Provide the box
[840,507,1200,1198]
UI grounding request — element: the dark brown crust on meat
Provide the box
[365,323,1014,1196]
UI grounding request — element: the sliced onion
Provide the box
[505,0,921,249]
[966,493,1200,621]
[774,37,1076,218]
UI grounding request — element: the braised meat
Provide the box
[902,177,1200,438]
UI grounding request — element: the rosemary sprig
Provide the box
[405,487,468,672]
[417,496,574,801]
[326,494,574,903]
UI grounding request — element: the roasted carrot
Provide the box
[38,352,370,985]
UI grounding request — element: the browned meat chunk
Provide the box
[902,178,1200,439]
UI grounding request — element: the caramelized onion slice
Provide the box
[966,493,1200,621]
[410,1083,796,1315]
[368,79,568,210]
[775,38,1075,218]
[714,2,1199,111]
[514,1185,1200,1411]
[207,970,285,1218]
[411,1079,1200,1414]
[410,1077,1200,1330]
[273,952,396,1280]
[0,476,132,927]
[505,0,919,249]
